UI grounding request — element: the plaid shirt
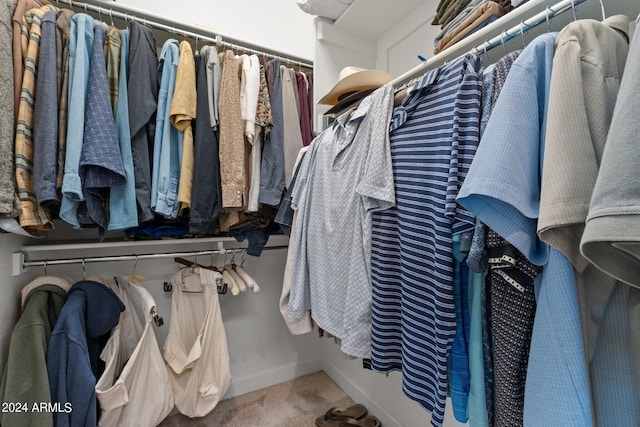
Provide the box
[55,8,73,192]
[15,4,57,229]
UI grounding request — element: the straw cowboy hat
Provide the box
[318,66,394,106]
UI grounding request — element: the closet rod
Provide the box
[54,0,314,69]
[389,0,586,88]
[15,245,289,274]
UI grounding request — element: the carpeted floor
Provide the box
[158,371,355,427]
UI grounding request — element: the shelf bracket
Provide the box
[12,252,25,277]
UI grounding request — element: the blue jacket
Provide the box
[47,281,124,427]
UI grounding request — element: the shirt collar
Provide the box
[604,14,630,43]
[390,66,440,132]
[331,88,375,130]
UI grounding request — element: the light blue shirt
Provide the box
[59,14,97,227]
[289,85,395,358]
[151,39,182,218]
[457,34,558,267]
[457,33,594,427]
[108,29,138,230]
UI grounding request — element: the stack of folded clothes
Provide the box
[432,0,530,54]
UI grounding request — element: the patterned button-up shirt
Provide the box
[289,84,395,358]
[15,4,57,229]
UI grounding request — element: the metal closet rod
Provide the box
[54,0,314,69]
[389,0,590,88]
[21,247,250,268]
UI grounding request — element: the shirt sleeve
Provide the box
[447,55,483,234]
[581,25,640,288]
[457,60,548,266]
[537,38,601,273]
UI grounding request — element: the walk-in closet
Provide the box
[1,0,639,426]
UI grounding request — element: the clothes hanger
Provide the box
[219,252,240,295]
[519,21,527,49]
[500,31,508,55]
[570,0,577,21]
[82,258,86,280]
[545,6,552,32]
[109,9,114,27]
[173,255,228,294]
[227,252,247,293]
[179,255,205,293]
[598,0,606,20]
[235,251,259,293]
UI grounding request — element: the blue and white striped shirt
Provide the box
[370,54,483,427]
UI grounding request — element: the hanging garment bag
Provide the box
[96,279,174,427]
[163,267,231,418]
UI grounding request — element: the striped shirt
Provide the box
[370,54,482,427]
[15,4,57,229]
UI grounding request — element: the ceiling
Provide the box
[299,0,428,39]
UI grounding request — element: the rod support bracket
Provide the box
[12,252,25,276]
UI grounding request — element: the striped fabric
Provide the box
[55,9,74,193]
[15,4,57,229]
[370,54,482,427]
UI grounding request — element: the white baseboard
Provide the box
[223,357,324,399]
[321,357,406,427]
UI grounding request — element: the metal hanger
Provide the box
[570,0,577,21]
[501,31,508,55]
[82,258,86,280]
[598,0,606,20]
[519,21,527,48]
[545,6,552,32]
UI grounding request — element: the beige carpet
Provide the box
[158,371,355,427]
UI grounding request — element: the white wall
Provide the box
[0,234,39,375]
[94,0,315,60]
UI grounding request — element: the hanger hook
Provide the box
[133,255,138,277]
[570,0,577,21]
[98,7,103,23]
[68,0,74,11]
[240,250,246,266]
[482,40,491,65]
[84,2,87,14]
[545,6,552,32]
[598,0,606,20]
[519,21,526,48]
[501,31,508,55]
[43,259,47,276]
[195,35,199,51]
[82,258,86,280]
[109,9,114,26]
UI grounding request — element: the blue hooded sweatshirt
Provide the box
[47,281,125,427]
